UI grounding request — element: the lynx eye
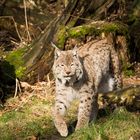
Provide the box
[61,64,64,67]
[73,54,77,58]
[71,63,74,66]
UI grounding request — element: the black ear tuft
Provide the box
[72,45,78,57]
[51,42,61,59]
[51,42,57,48]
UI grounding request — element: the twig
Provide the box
[14,78,22,98]
[47,73,51,87]
[14,79,18,98]
[23,0,31,42]
[10,40,20,46]
[0,16,22,42]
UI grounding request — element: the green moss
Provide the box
[67,22,128,40]
[102,24,117,33]
[56,26,68,49]
[68,25,98,39]
[100,22,128,36]
[5,47,28,78]
[15,66,26,78]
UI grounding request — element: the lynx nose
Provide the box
[66,71,71,75]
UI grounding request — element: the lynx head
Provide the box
[52,43,83,86]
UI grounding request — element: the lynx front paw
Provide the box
[54,119,68,137]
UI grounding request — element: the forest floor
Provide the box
[0,1,140,139]
[0,76,140,140]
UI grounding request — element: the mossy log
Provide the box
[68,22,128,37]
[98,85,140,110]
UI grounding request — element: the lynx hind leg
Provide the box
[110,47,123,90]
[53,100,68,137]
[76,92,98,130]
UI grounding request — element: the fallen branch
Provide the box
[99,85,140,109]
[14,78,22,98]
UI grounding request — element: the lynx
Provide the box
[52,37,122,137]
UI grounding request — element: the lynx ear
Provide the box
[51,42,57,48]
[51,42,61,59]
[72,45,78,57]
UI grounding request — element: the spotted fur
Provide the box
[52,38,122,137]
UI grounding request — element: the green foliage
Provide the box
[5,47,28,78]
